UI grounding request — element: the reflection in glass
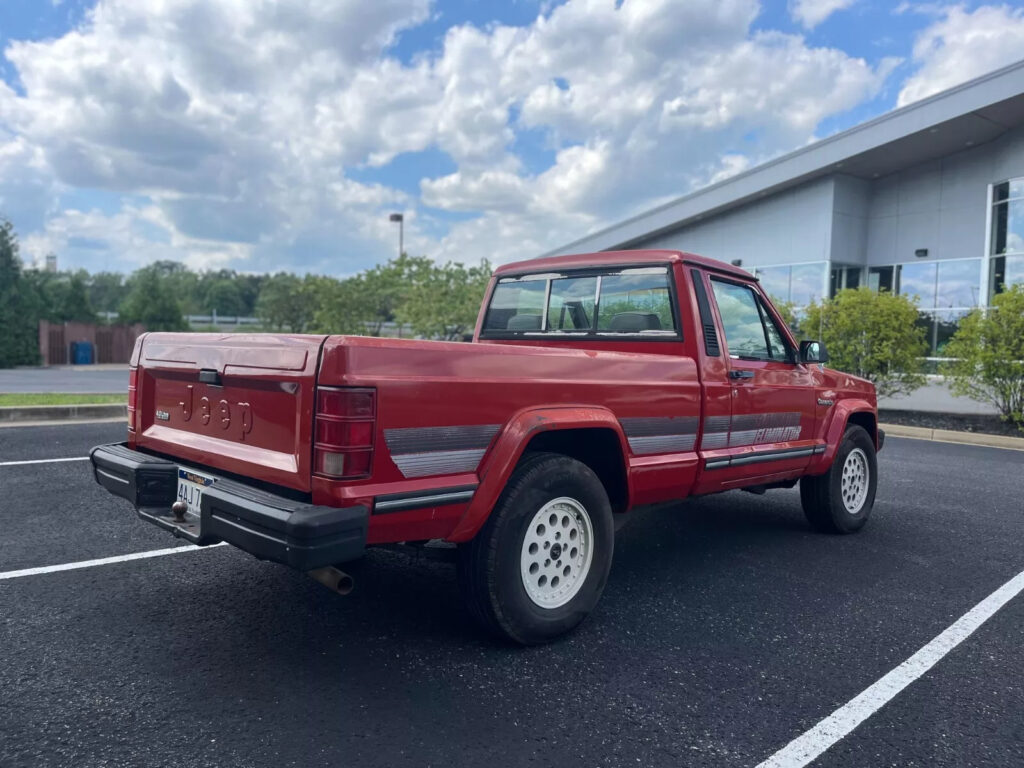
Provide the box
[915,311,936,353]
[485,280,546,330]
[1004,256,1024,290]
[1007,200,1024,254]
[790,263,827,306]
[755,266,789,305]
[868,266,894,292]
[597,272,675,331]
[547,276,597,331]
[934,310,971,355]
[711,280,771,359]
[935,260,980,308]
[898,262,937,307]
[993,179,1024,203]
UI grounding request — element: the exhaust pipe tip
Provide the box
[307,566,355,596]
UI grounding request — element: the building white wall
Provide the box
[627,123,1024,272]
[864,123,1024,266]
[632,177,835,267]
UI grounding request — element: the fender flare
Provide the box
[808,399,877,474]
[446,405,632,543]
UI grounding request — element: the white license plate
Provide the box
[176,468,215,517]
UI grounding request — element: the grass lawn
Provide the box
[0,393,127,407]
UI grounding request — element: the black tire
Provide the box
[457,452,614,645]
[800,425,877,534]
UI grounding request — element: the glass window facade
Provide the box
[992,179,1024,297]
[752,262,826,307]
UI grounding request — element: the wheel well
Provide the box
[522,428,629,513]
[847,411,877,444]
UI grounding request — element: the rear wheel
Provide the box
[800,425,877,534]
[457,452,614,644]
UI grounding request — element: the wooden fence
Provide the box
[38,321,146,365]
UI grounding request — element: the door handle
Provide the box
[729,370,755,379]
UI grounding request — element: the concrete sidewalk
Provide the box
[878,379,997,415]
[0,366,128,394]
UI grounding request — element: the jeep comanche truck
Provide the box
[91,249,883,644]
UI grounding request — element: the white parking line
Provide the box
[756,568,1024,768]
[0,543,227,581]
[0,456,90,467]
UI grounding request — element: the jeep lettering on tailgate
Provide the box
[177,384,253,439]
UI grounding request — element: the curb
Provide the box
[880,422,1024,452]
[0,403,127,424]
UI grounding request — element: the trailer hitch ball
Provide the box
[171,501,188,522]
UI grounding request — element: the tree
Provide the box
[801,287,928,398]
[87,271,128,315]
[942,285,1024,430]
[0,218,41,367]
[56,272,97,322]
[768,296,799,333]
[119,265,188,331]
[255,273,315,332]
[200,272,247,317]
[359,253,432,335]
[308,276,367,335]
[397,259,492,340]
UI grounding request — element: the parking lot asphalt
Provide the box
[1,422,1021,768]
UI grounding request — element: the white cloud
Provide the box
[789,0,858,29]
[0,0,898,273]
[898,4,1024,107]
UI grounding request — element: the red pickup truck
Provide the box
[91,250,883,643]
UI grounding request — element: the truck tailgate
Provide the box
[133,333,327,492]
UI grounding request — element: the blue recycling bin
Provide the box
[70,341,94,365]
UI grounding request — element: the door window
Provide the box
[711,279,788,361]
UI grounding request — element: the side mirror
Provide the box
[799,339,829,364]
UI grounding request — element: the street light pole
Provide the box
[389,213,404,258]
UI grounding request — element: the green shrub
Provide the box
[801,287,928,398]
[942,285,1024,430]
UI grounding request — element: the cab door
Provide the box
[699,275,822,488]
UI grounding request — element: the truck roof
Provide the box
[494,249,754,280]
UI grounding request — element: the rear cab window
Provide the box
[482,266,679,339]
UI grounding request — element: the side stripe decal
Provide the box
[620,416,698,456]
[700,411,802,450]
[384,425,500,478]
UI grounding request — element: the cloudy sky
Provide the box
[1,0,1023,276]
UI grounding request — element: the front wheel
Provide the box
[800,425,877,534]
[457,452,614,645]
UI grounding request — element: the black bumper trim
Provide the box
[90,443,367,570]
[373,484,477,514]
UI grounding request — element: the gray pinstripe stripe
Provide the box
[627,434,697,454]
[620,416,699,456]
[701,411,802,450]
[384,425,500,478]
[391,449,489,479]
[384,424,500,454]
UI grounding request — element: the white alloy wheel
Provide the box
[520,497,594,609]
[841,447,870,514]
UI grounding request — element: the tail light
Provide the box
[314,387,375,479]
[127,367,138,435]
